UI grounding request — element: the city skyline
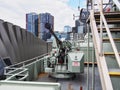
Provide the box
[0,0,86,31]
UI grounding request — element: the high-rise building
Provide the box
[63,26,71,40]
[38,13,54,41]
[72,27,77,33]
[64,25,72,33]
[26,12,54,41]
[75,20,80,27]
[26,13,38,36]
[75,19,86,34]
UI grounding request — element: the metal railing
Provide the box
[0,80,61,90]
[4,53,49,81]
[97,0,120,67]
[6,53,48,68]
[5,68,28,81]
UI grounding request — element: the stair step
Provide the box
[109,72,120,76]
[109,69,120,76]
[96,18,120,24]
[103,38,120,42]
[94,12,120,19]
[104,52,120,55]
[98,27,120,32]
[84,62,97,65]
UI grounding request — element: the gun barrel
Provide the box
[45,23,62,45]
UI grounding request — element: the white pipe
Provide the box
[113,0,120,10]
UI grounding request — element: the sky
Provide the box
[68,0,86,9]
[0,0,86,31]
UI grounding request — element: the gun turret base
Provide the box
[49,73,75,79]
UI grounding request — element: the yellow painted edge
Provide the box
[84,62,97,64]
[104,52,120,55]
[103,38,120,41]
[104,52,114,55]
[109,72,120,76]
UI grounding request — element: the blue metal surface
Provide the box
[0,58,5,76]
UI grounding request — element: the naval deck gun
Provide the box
[45,23,71,64]
[44,23,84,79]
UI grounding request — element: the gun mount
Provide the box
[45,23,71,64]
[44,23,84,79]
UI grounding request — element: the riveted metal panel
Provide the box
[13,25,24,62]
[26,31,32,59]
[4,22,20,63]
[0,20,15,64]
[20,28,27,60]
[0,38,8,58]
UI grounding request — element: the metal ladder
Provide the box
[88,0,120,90]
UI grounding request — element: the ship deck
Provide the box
[36,67,102,90]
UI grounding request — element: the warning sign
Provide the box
[72,61,80,66]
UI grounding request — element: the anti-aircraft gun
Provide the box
[45,23,71,64]
[44,23,84,79]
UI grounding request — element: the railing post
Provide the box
[100,16,103,56]
[4,67,7,75]
[100,0,103,56]
[87,23,90,90]
[92,45,95,90]
[23,62,25,67]
[91,0,94,10]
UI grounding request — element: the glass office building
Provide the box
[26,12,54,41]
[38,13,54,41]
[26,13,38,36]
[64,25,72,33]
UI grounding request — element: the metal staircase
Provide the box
[88,0,120,90]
